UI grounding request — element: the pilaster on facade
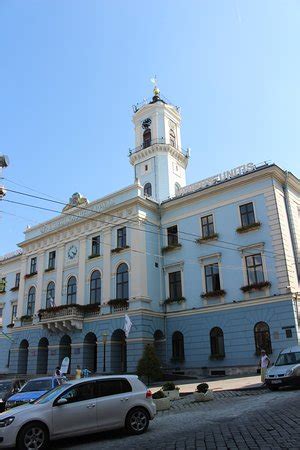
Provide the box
[16,256,27,319]
[55,245,64,306]
[130,221,148,303]
[102,229,111,304]
[35,253,44,312]
[77,238,86,305]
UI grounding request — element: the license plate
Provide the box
[271,380,282,384]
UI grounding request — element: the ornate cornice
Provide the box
[129,144,189,168]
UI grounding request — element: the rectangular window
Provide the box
[201,215,214,238]
[96,379,132,397]
[117,227,126,248]
[169,271,182,300]
[48,251,56,269]
[245,254,264,285]
[11,304,17,322]
[91,236,100,256]
[204,263,221,293]
[286,329,293,338]
[30,257,37,274]
[0,278,6,293]
[167,225,178,246]
[15,273,20,288]
[240,202,255,227]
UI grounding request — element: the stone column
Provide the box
[16,256,27,319]
[35,253,44,312]
[55,245,64,306]
[77,238,86,305]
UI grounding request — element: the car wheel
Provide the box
[268,385,279,391]
[126,407,149,435]
[17,421,49,450]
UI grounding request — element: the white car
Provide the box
[0,375,156,449]
[265,345,300,390]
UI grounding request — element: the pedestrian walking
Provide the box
[54,366,62,385]
[82,368,91,378]
[260,349,270,384]
[75,365,82,379]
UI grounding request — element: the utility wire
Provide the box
[2,197,290,264]
[2,186,291,262]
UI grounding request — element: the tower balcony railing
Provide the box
[128,138,189,157]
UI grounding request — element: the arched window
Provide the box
[170,129,176,147]
[46,281,55,308]
[27,287,36,316]
[116,263,129,300]
[210,327,225,357]
[67,276,77,305]
[172,331,184,361]
[90,270,101,304]
[254,322,272,355]
[143,128,151,148]
[144,182,152,197]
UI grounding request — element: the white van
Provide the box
[265,345,300,390]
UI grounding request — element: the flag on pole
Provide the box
[123,314,133,338]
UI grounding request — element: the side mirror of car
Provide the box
[56,398,68,406]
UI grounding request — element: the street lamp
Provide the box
[102,331,108,373]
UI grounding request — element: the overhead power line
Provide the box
[2,185,294,263]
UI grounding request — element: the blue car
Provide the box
[5,377,63,410]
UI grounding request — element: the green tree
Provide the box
[137,344,162,384]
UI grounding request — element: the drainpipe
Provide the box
[283,171,300,281]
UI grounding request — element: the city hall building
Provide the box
[0,87,300,377]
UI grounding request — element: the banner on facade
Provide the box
[60,357,70,374]
[123,314,133,338]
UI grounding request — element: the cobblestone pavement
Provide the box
[54,389,300,450]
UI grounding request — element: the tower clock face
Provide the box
[67,245,78,260]
[142,118,152,129]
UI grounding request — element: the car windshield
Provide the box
[34,384,72,404]
[275,351,300,366]
[21,379,52,392]
[0,381,11,391]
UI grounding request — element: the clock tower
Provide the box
[129,85,189,202]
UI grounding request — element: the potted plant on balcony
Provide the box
[152,390,171,411]
[193,383,214,402]
[162,382,180,400]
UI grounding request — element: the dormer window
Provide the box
[144,183,152,197]
[143,128,151,148]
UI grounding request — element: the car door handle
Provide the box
[86,403,96,408]
[120,398,129,402]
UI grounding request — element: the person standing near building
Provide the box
[75,365,82,379]
[260,350,270,384]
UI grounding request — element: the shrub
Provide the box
[136,344,162,384]
[152,390,165,399]
[196,383,209,393]
[162,382,176,391]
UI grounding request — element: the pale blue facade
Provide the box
[1,92,299,377]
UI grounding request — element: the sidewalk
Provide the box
[151,374,263,394]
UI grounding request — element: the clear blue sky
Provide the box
[0,0,299,255]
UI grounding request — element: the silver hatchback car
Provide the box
[0,375,156,449]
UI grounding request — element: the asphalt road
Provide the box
[52,388,300,450]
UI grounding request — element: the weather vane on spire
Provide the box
[150,75,160,97]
